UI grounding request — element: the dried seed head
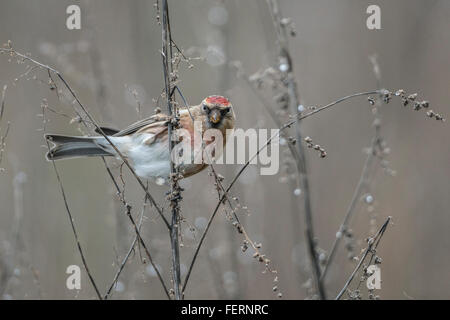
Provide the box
[383,92,391,103]
[421,101,429,108]
[408,93,418,101]
[402,98,409,106]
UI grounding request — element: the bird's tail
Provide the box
[45,134,113,160]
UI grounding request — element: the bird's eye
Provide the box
[225,107,231,113]
[202,104,209,112]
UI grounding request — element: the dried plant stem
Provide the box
[125,204,172,299]
[102,162,171,299]
[161,0,182,300]
[0,84,6,120]
[0,85,9,171]
[266,0,322,298]
[182,187,221,295]
[323,57,385,284]
[42,108,102,300]
[321,134,379,281]
[0,122,10,169]
[104,197,146,299]
[335,216,391,300]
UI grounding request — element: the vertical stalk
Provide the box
[161,0,182,300]
[266,0,326,299]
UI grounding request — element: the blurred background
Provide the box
[0,0,449,299]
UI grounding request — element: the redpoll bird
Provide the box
[45,96,235,181]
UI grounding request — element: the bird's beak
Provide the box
[209,109,221,124]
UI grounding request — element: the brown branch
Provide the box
[161,0,182,300]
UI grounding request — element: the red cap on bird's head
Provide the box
[204,95,230,106]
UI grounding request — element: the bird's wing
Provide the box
[112,113,169,137]
[94,126,120,136]
[137,121,169,145]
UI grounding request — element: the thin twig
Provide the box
[125,203,172,299]
[102,159,171,299]
[335,216,391,300]
[0,122,10,170]
[266,0,324,298]
[322,56,385,282]
[104,196,147,299]
[321,134,379,281]
[0,84,6,120]
[42,104,102,300]
[227,90,382,192]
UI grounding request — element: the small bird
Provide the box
[45,95,235,181]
